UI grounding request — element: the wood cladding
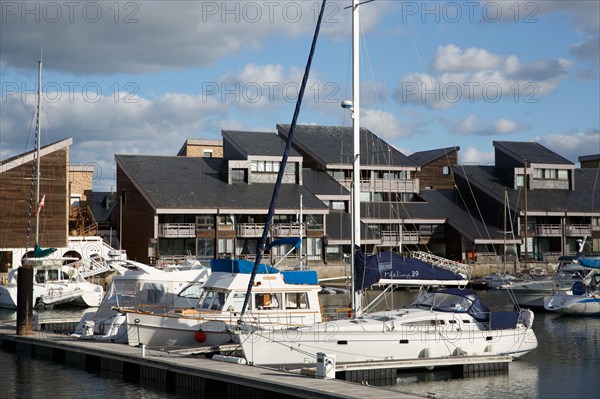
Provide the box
[0,149,69,248]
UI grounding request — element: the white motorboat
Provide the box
[0,256,104,309]
[123,257,323,348]
[500,256,595,308]
[544,266,600,316]
[73,259,211,342]
[240,288,537,365]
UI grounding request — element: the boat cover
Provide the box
[354,248,466,292]
[210,258,278,274]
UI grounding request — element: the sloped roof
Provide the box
[277,124,417,168]
[115,154,327,212]
[0,138,73,173]
[493,141,574,165]
[454,165,600,215]
[223,130,302,157]
[302,168,350,197]
[408,147,459,166]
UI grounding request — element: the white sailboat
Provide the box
[239,0,538,366]
[0,59,105,310]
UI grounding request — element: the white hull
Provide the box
[126,310,322,347]
[240,312,537,365]
[0,281,103,309]
[544,293,600,316]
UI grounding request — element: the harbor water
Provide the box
[1,290,598,399]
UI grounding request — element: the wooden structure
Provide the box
[0,139,72,270]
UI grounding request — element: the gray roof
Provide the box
[454,165,600,215]
[277,124,416,168]
[116,154,327,212]
[579,154,600,162]
[409,147,459,166]
[325,211,377,242]
[222,130,301,157]
[303,168,350,197]
[493,141,574,165]
[89,192,116,223]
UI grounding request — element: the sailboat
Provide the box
[238,0,538,366]
[0,59,105,311]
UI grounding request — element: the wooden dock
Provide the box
[0,323,423,399]
[1,320,512,398]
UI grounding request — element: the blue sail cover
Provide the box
[354,248,465,292]
[579,257,600,269]
[267,237,302,251]
[210,258,279,274]
[281,270,319,285]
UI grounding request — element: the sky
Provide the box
[1,0,599,191]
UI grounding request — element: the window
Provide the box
[516,174,524,187]
[254,293,281,310]
[178,283,204,299]
[218,238,234,256]
[286,292,309,309]
[218,215,234,230]
[230,169,246,183]
[558,170,569,180]
[442,166,450,175]
[331,201,345,210]
[544,169,557,179]
[196,215,215,230]
[196,238,215,259]
[203,149,213,158]
[251,161,280,172]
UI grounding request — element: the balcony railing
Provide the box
[534,224,592,237]
[338,178,419,192]
[533,224,562,236]
[565,224,592,237]
[380,230,419,245]
[236,223,266,237]
[157,223,196,238]
[272,223,305,237]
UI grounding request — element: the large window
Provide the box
[218,238,234,257]
[251,161,280,172]
[196,238,215,260]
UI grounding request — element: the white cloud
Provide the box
[432,45,505,72]
[459,147,495,165]
[448,114,530,136]
[538,129,600,163]
[361,109,411,139]
[394,45,571,109]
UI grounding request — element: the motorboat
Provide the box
[499,256,594,308]
[72,259,211,342]
[0,255,105,309]
[122,257,323,348]
[472,272,523,290]
[240,288,538,365]
[544,264,600,316]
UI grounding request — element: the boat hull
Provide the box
[544,294,600,316]
[240,323,538,365]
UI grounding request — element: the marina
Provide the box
[1,290,598,399]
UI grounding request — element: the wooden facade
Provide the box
[116,168,155,263]
[0,140,71,252]
[415,150,458,190]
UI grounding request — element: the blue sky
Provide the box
[1,1,599,191]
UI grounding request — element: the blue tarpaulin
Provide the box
[210,258,279,274]
[354,248,466,292]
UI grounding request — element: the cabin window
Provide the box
[178,283,204,299]
[142,283,166,304]
[255,293,281,310]
[286,292,309,309]
[199,291,229,310]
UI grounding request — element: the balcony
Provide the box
[534,224,592,237]
[236,223,266,238]
[157,223,196,238]
[534,224,561,237]
[565,224,592,237]
[338,178,419,193]
[272,223,305,237]
[380,230,419,245]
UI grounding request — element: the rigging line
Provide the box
[239,0,327,319]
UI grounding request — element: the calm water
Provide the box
[1,291,599,399]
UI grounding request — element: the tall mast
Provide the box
[35,58,42,244]
[351,0,362,317]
